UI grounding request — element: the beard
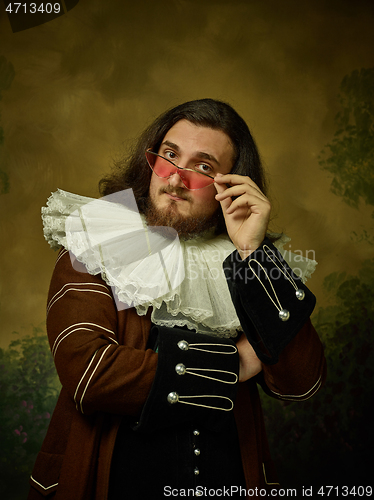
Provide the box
[143,187,220,240]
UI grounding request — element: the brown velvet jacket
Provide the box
[28,247,326,499]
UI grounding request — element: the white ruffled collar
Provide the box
[42,189,317,338]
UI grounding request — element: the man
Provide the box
[29,99,326,499]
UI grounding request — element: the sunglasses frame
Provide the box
[145,149,215,190]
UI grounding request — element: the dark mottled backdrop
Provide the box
[0,0,373,496]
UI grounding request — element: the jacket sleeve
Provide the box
[46,248,158,417]
[223,238,326,399]
[258,318,326,402]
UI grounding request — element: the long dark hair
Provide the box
[99,99,267,229]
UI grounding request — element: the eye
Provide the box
[195,163,213,175]
[164,150,178,162]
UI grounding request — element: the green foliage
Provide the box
[0,326,60,499]
[318,67,374,210]
[351,228,374,246]
[261,260,374,489]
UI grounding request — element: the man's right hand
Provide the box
[236,334,263,382]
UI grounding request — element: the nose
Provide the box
[168,170,185,189]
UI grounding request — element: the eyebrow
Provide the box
[161,140,221,167]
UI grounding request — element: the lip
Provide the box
[165,192,187,202]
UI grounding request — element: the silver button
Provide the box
[167,392,179,404]
[194,467,199,475]
[175,363,186,375]
[193,429,200,436]
[279,309,290,321]
[194,448,200,456]
[296,289,305,300]
[177,340,189,351]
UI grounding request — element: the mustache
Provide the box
[160,186,191,201]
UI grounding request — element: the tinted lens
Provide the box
[179,169,213,189]
[145,151,214,190]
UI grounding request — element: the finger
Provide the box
[214,173,253,185]
[214,177,227,195]
[215,185,246,201]
[214,173,265,196]
[226,195,271,215]
[215,184,268,202]
[214,181,233,211]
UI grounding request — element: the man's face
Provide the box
[147,120,234,236]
